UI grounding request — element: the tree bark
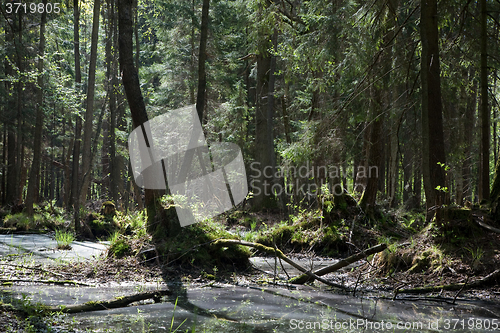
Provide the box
[252,2,277,210]
[25,1,47,216]
[359,83,383,212]
[420,0,447,221]
[479,0,489,202]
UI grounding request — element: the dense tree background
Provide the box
[1,0,500,225]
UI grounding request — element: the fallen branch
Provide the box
[46,289,173,313]
[0,278,93,287]
[289,243,387,284]
[474,218,500,234]
[397,269,500,294]
[0,263,67,278]
[213,239,344,288]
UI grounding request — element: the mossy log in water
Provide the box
[397,269,500,294]
[46,289,173,313]
[289,243,387,284]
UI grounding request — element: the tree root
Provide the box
[396,269,500,294]
[288,243,387,284]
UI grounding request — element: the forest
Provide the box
[1,0,500,331]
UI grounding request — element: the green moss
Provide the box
[254,216,348,256]
[108,239,131,258]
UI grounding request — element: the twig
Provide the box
[398,269,500,294]
[453,275,469,304]
[353,271,363,297]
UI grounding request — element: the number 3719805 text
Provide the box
[5,2,61,14]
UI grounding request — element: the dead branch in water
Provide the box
[289,243,387,284]
[396,269,500,294]
[213,239,344,288]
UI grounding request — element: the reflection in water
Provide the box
[2,283,500,332]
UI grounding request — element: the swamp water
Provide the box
[1,234,500,332]
[2,282,500,332]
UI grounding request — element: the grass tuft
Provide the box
[55,230,74,250]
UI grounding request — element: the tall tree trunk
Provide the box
[252,2,277,210]
[479,0,489,202]
[26,0,47,216]
[105,0,114,201]
[70,0,82,232]
[78,0,101,205]
[189,0,196,105]
[420,0,447,221]
[118,0,179,235]
[196,0,210,123]
[5,12,18,205]
[174,0,210,187]
[16,13,24,204]
[108,0,124,207]
[2,127,6,204]
[359,82,383,211]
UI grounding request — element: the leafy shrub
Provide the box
[4,213,32,231]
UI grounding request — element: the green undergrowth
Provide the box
[1,203,68,232]
[106,211,151,259]
[251,210,350,257]
[374,207,490,276]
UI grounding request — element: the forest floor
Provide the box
[1,203,500,330]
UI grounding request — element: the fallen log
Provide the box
[46,289,173,313]
[213,239,344,288]
[288,243,387,284]
[396,269,500,294]
[0,263,67,278]
[474,218,500,234]
[0,278,93,287]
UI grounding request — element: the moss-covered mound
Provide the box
[154,218,251,270]
[253,211,349,257]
